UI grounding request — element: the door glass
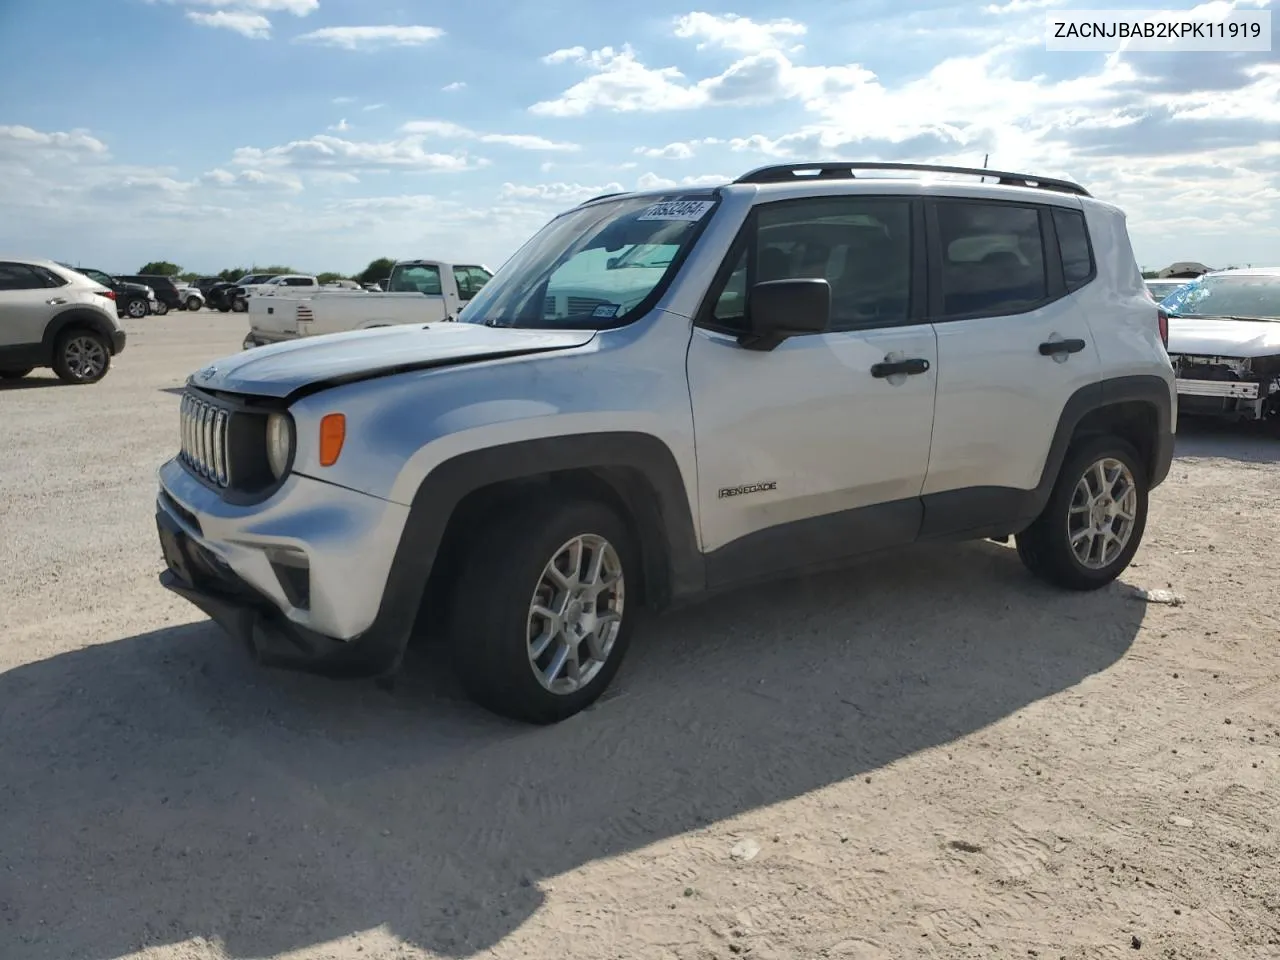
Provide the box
[1052,208,1094,290]
[710,197,913,332]
[389,263,443,294]
[936,202,1047,317]
[0,263,47,291]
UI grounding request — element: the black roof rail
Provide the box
[577,191,629,206]
[733,162,1090,197]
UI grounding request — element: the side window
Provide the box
[390,264,442,295]
[709,196,913,333]
[454,265,492,300]
[0,262,49,291]
[1053,207,1094,290]
[284,277,312,287]
[31,265,67,287]
[935,201,1047,318]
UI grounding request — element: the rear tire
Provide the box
[186,296,201,311]
[52,328,111,384]
[0,367,34,379]
[449,497,638,724]
[1016,435,1148,591]
[154,301,169,316]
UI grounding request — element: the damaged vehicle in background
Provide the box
[1164,267,1280,431]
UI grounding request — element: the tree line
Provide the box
[137,258,398,286]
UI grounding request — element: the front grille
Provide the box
[544,295,557,316]
[180,392,230,487]
[567,296,607,315]
[1169,354,1251,382]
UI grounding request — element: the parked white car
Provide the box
[1164,267,1280,428]
[243,259,491,348]
[229,274,319,312]
[0,257,127,383]
[173,281,205,312]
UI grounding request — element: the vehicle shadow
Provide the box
[0,541,1145,959]
[1174,418,1280,465]
[0,375,62,390]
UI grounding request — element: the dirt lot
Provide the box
[1,314,1278,960]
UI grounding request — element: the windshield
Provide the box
[459,193,720,329]
[1161,274,1280,320]
[81,268,114,286]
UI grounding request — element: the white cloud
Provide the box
[542,46,586,63]
[332,96,356,105]
[498,181,625,203]
[673,12,806,53]
[982,0,1062,12]
[232,133,487,173]
[293,26,444,50]
[328,118,351,132]
[442,81,466,92]
[635,138,722,159]
[634,172,731,190]
[155,0,317,12]
[0,125,108,156]
[185,11,271,38]
[362,103,385,112]
[529,43,872,116]
[400,120,579,152]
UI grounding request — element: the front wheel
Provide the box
[186,296,201,312]
[1016,435,1148,590]
[125,298,148,319]
[52,328,111,384]
[154,301,169,316]
[231,298,247,313]
[449,498,637,724]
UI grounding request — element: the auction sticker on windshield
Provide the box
[637,200,716,221]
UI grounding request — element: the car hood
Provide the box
[1167,315,1280,358]
[190,322,597,399]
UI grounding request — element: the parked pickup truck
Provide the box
[243,259,492,348]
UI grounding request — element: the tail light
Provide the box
[97,288,116,301]
[1157,306,1169,348]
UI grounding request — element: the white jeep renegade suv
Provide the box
[154,162,1176,724]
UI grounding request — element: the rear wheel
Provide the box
[154,301,169,316]
[0,367,34,379]
[52,328,111,384]
[1016,435,1148,590]
[449,497,637,724]
[186,296,201,311]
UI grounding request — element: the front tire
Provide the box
[186,296,201,312]
[1016,435,1148,591]
[154,301,169,316]
[231,298,247,313]
[449,498,638,724]
[52,328,111,384]
[125,298,148,319]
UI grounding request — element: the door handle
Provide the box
[47,297,67,305]
[870,357,930,378]
[1039,338,1086,356]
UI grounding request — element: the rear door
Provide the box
[686,194,939,586]
[919,197,1100,536]
[0,262,59,349]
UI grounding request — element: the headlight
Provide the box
[266,412,294,479]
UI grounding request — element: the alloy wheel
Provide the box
[1068,457,1139,569]
[526,534,625,695]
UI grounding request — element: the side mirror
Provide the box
[739,278,830,351]
[606,257,620,270]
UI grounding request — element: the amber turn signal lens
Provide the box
[319,413,345,466]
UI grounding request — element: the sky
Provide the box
[0,0,1276,276]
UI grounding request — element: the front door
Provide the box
[685,194,939,588]
[0,261,60,350]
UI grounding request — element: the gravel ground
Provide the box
[1,314,1278,960]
